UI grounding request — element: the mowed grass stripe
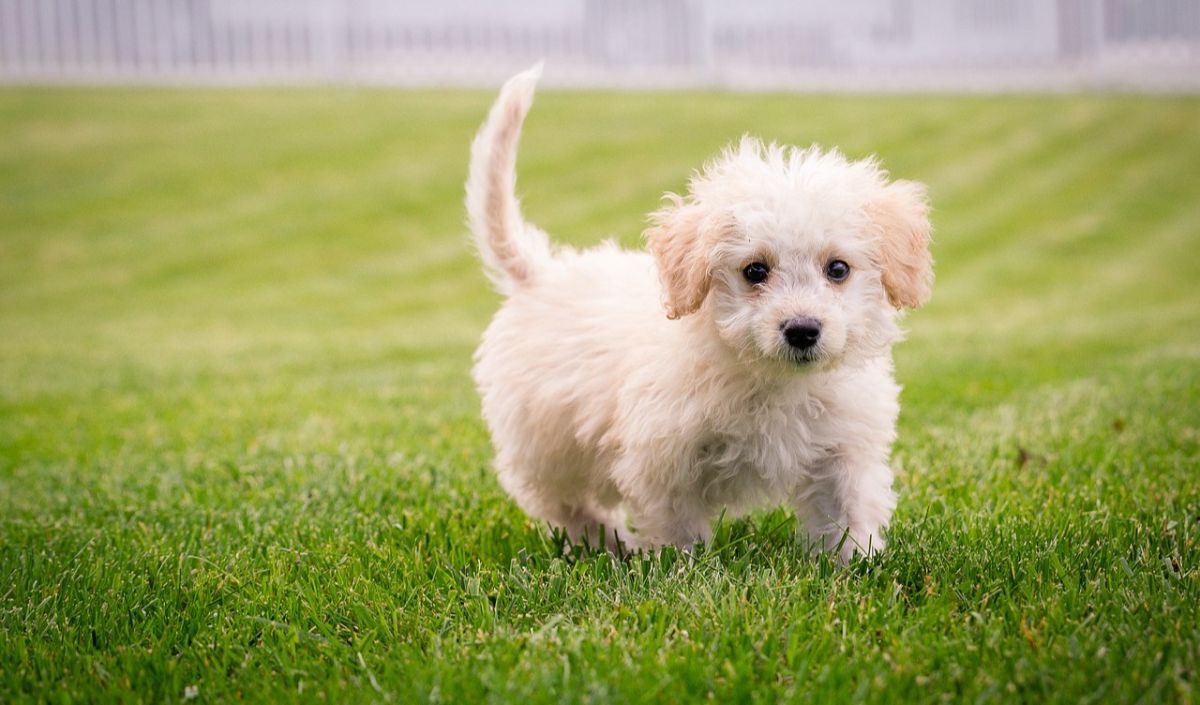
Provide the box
[0,147,459,312]
[933,128,1200,339]
[921,98,1109,196]
[515,95,1002,244]
[932,105,1135,239]
[933,106,1174,292]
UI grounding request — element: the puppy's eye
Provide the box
[743,262,770,284]
[825,259,851,282]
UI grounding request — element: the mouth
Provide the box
[784,348,821,366]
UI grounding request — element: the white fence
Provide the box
[2,0,1199,91]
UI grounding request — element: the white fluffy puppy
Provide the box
[467,66,933,563]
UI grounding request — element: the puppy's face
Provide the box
[646,138,933,370]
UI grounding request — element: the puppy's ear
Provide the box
[645,195,714,319]
[868,179,934,310]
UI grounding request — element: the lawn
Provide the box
[1,86,1198,704]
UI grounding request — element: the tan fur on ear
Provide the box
[645,195,717,319]
[868,180,934,310]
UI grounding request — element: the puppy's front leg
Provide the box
[613,453,712,551]
[793,455,896,564]
[624,495,712,552]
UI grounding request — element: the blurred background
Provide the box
[3,0,1199,91]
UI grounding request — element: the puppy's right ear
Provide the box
[645,194,713,319]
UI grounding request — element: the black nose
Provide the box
[782,318,822,350]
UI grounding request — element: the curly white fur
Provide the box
[467,65,933,563]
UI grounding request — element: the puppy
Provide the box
[467,65,932,563]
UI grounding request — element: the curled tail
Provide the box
[466,63,552,294]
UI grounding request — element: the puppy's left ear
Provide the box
[868,179,934,310]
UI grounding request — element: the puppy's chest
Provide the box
[691,397,837,494]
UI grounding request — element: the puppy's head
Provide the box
[645,137,932,369]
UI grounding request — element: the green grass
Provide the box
[1,86,1198,704]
